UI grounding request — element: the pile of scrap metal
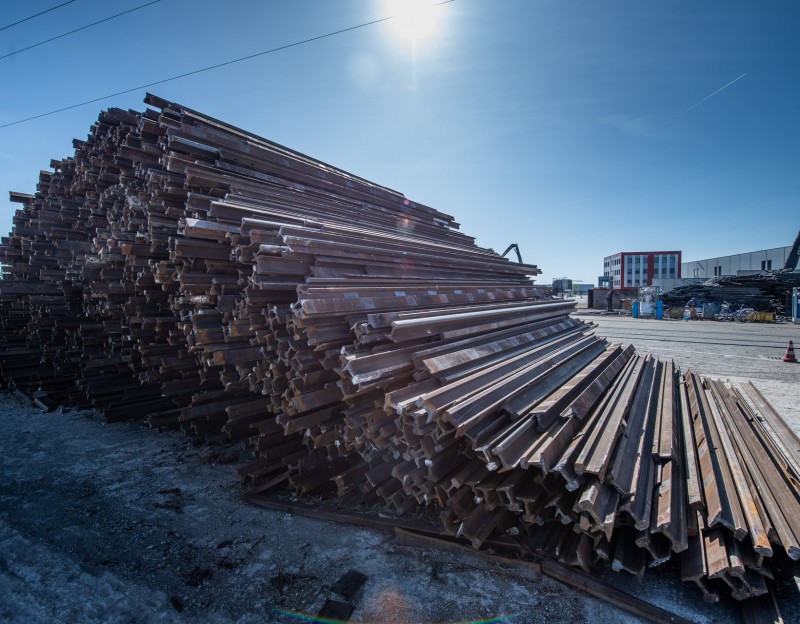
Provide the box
[663,271,800,314]
[1,95,798,607]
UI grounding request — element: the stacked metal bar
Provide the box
[1,95,798,606]
[662,273,800,314]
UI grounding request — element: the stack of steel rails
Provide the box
[0,95,797,607]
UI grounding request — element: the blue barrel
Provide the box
[656,300,664,320]
[632,301,639,318]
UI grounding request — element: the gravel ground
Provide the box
[2,313,798,623]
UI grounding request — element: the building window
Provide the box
[767,259,772,270]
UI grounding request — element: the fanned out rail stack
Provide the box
[1,95,798,606]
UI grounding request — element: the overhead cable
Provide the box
[0,0,456,130]
[0,0,78,32]
[1,0,161,61]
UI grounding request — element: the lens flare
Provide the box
[396,215,416,233]
[274,609,514,624]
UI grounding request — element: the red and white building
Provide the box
[602,251,682,289]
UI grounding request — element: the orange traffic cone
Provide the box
[783,340,798,363]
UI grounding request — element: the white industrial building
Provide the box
[682,244,796,279]
[602,250,681,289]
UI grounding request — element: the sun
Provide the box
[387,0,442,41]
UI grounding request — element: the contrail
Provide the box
[681,72,748,115]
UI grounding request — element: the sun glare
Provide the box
[387,0,441,41]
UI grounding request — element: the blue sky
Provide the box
[1,0,798,285]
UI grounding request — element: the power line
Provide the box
[0,0,455,130]
[0,0,161,62]
[0,0,78,32]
